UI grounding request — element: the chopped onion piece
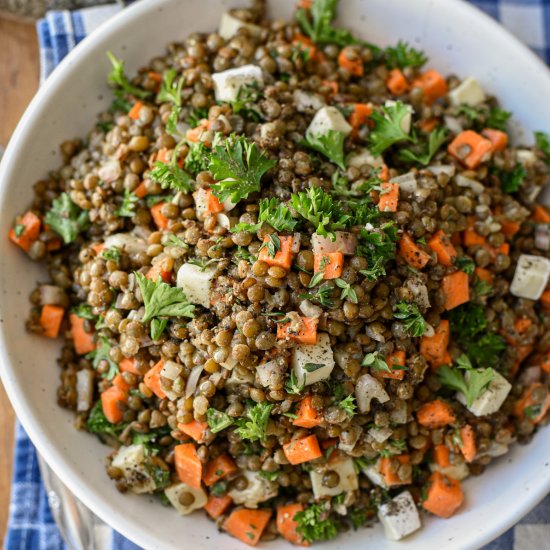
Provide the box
[455,174,484,194]
[76,370,94,412]
[185,365,204,398]
[312,231,357,255]
[535,224,550,251]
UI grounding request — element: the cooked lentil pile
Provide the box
[9,0,550,544]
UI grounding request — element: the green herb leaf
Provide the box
[473,279,493,297]
[368,101,415,156]
[136,271,195,323]
[258,233,281,258]
[258,470,280,481]
[338,394,357,417]
[393,301,427,337]
[116,188,139,218]
[165,234,188,249]
[357,222,398,281]
[156,68,184,107]
[210,480,228,496]
[102,247,121,262]
[206,408,234,433]
[14,224,25,238]
[362,352,391,373]
[486,107,511,132]
[227,83,263,121]
[496,163,527,194]
[106,52,150,99]
[304,130,346,170]
[385,41,427,69]
[150,318,168,341]
[187,107,209,128]
[184,142,210,174]
[209,135,275,203]
[465,332,505,368]
[87,400,126,438]
[150,151,194,193]
[294,503,338,543]
[86,336,118,380]
[334,278,358,303]
[71,304,96,320]
[187,257,220,272]
[303,363,325,373]
[45,193,89,244]
[235,402,274,442]
[399,127,448,166]
[456,257,475,275]
[285,370,306,395]
[299,283,334,308]
[232,197,297,234]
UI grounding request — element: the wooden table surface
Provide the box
[0,16,39,546]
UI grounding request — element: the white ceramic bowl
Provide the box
[1,0,549,548]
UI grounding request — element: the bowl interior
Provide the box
[0,0,549,549]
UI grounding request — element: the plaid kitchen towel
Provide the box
[4,1,550,549]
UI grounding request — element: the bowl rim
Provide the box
[1,0,550,548]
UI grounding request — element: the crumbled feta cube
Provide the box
[212,64,263,103]
[385,100,413,134]
[378,491,422,541]
[347,148,385,170]
[292,332,335,386]
[293,90,326,112]
[307,106,352,137]
[310,455,358,498]
[228,471,278,508]
[111,445,156,494]
[390,172,417,194]
[164,483,207,515]
[449,76,486,107]
[176,262,217,308]
[510,254,550,300]
[516,149,538,167]
[219,12,261,40]
[456,370,512,416]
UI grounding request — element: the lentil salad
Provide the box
[8,0,550,544]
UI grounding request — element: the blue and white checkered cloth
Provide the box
[4,1,550,549]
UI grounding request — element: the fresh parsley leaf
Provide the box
[368,102,415,156]
[206,408,234,433]
[14,224,25,237]
[227,83,263,121]
[357,222,398,280]
[496,163,527,193]
[449,302,487,340]
[285,370,305,395]
[473,279,493,297]
[210,480,228,496]
[45,193,89,244]
[102,247,121,262]
[184,142,210,174]
[135,271,195,323]
[362,351,391,373]
[258,233,281,258]
[187,107,209,128]
[209,135,275,203]
[438,355,495,407]
[165,234,188,249]
[106,52,150,100]
[384,41,427,69]
[235,402,274,442]
[393,301,427,337]
[535,131,550,168]
[338,394,357,417]
[71,304,96,320]
[525,404,543,420]
[465,332,505,368]
[96,120,114,133]
[304,130,346,170]
[294,503,338,543]
[116,188,138,217]
[457,104,480,122]
[187,257,220,272]
[399,127,448,166]
[258,470,280,481]
[486,107,511,132]
[334,278,358,303]
[233,246,256,264]
[150,318,168,340]
[232,197,297,234]
[86,336,118,380]
[291,187,350,240]
[150,464,171,489]
[299,283,334,308]
[87,400,126,438]
[156,68,184,107]
[150,151,194,193]
[456,257,475,275]
[109,94,132,114]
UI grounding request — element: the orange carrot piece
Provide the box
[540,352,550,374]
[412,69,448,104]
[9,211,42,252]
[148,71,163,83]
[420,320,450,368]
[128,101,144,120]
[206,189,224,214]
[101,386,127,424]
[378,182,399,212]
[146,263,171,283]
[541,289,550,310]
[258,235,294,269]
[442,270,470,310]
[499,219,521,237]
[428,230,457,267]
[277,317,318,345]
[293,395,322,429]
[46,237,63,251]
[458,425,476,463]
[70,313,95,355]
[509,344,534,377]
[150,202,169,230]
[338,46,364,76]
[144,360,166,399]
[482,128,508,152]
[386,68,409,96]
[417,399,456,428]
[380,350,406,380]
[321,80,339,95]
[533,204,550,224]
[91,243,105,255]
[224,508,272,547]
[297,0,312,9]
[277,504,309,546]
[134,181,148,199]
[418,117,439,133]
[398,233,431,269]
[349,103,372,129]
[313,252,344,280]
[40,305,64,338]
[283,435,322,465]
[203,454,238,486]
[178,419,209,444]
[112,373,131,393]
[513,383,550,424]
[515,317,532,334]
[433,444,450,468]
[463,217,487,247]
[205,494,233,519]
[380,455,412,486]
[448,130,493,169]
[423,472,464,518]
[474,267,494,285]
[292,34,317,61]
[174,443,202,490]
[186,119,210,144]
[119,357,140,375]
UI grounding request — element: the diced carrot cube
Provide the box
[423,472,464,518]
[146,263,172,283]
[203,454,238,486]
[513,383,550,424]
[205,494,232,519]
[258,235,294,269]
[134,181,148,199]
[39,305,64,338]
[293,395,322,429]
[533,205,550,224]
[499,219,521,237]
[119,357,140,375]
[101,386,127,424]
[420,320,450,368]
[386,68,409,96]
[448,130,493,169]
[412,69,448,104]
[277,503,309,546]
[428,230,458,267]
[349,103,372,129]
[417,399,456,428]
[277,317,318,345]
[380,350,406,380]
[112,373,131,393]
[322,80,339,95]
[418,117,439,133]
[482,128,508,152]
[380,455,412,486]
[541,290,550,310]
[174,443,202,490]
[206,189,224,214]
[458,425,477,463]
[378,182,399,212]
[313,252,344,279]
[128,101,144,120]
[224,509,272,547]
[144,360,166,399]
[338,46,364,76]
[398,233,431,269]
[540,352,550,374]
[283,435,322,465]
[442,271,470,310]
[463,217,487,247]
[9,211,42,252]
[150,202,169,230]
[433,444,450,468]
[70,313,96,355]
[178,419,209,444]
[474,267,494,285]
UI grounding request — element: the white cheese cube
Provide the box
[307,106,352,137]
[164,482,207,515]
[212,64,263,103]
[355,373,389,413]
[510,254,550,300]
[390,172,417,194]
[111,444,156,494]
[516,149,538,167]
[291,332,335,386]
[310,455,358,499]
[363,463,388,489]
[378,491,422,541]
[219,12,261,41]
[347,148,385,170]
[176,262,217,308]
[449,76,486,107]
[385,100,413,134]
[293,90,326,112]
[456,370,512,416]
[228,471,278,508]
